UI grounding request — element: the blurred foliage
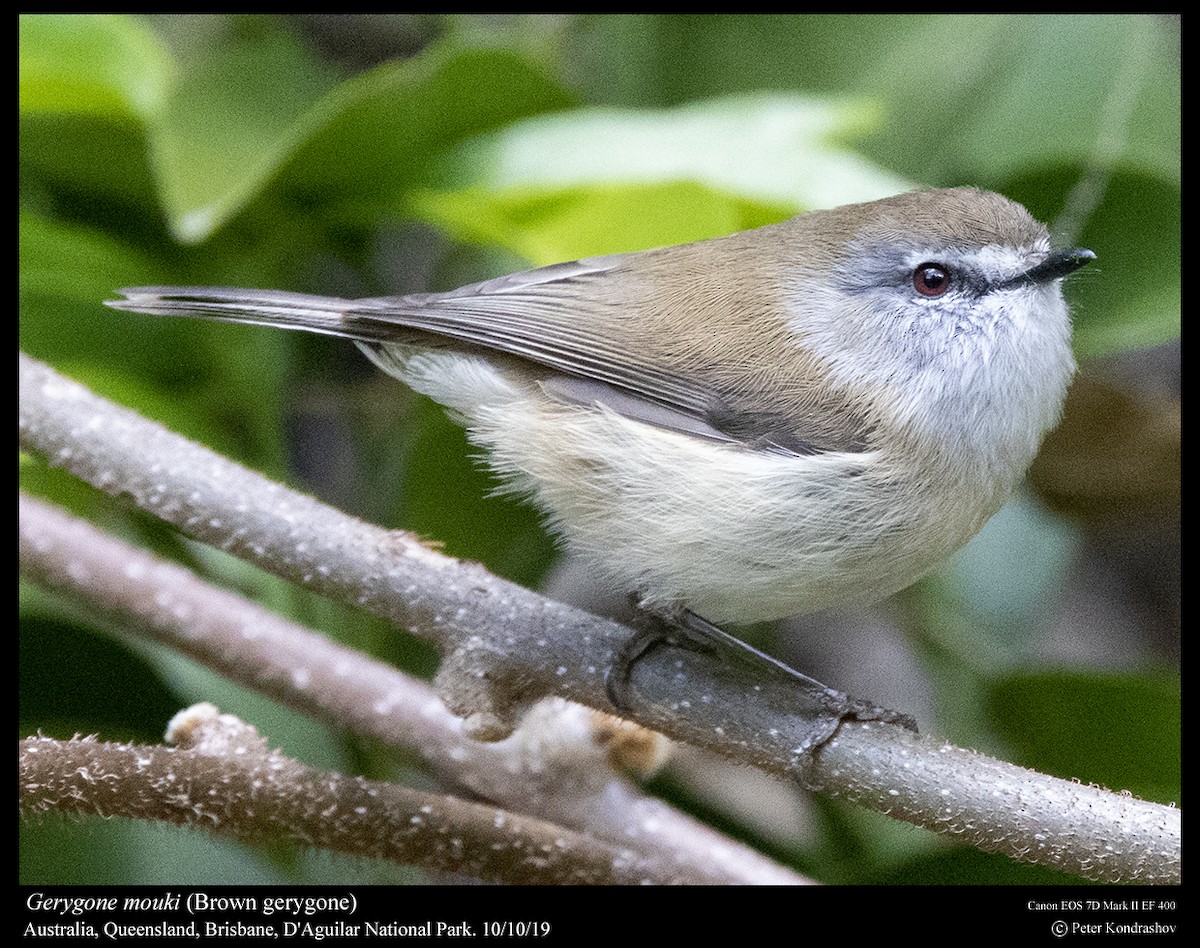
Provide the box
[19,13,1178,886]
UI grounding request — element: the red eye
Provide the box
[913,263,951,297]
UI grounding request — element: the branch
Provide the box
[19,352,1181,883]
[19,490,806,885]
[19,708,721,886]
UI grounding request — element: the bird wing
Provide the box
[113,254,868,456]
[346,258,864,456]
[349,258,719,423]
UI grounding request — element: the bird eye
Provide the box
[913,263,951,297]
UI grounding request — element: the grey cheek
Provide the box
[834,258,907,297]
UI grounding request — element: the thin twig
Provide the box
[19,710,722,886]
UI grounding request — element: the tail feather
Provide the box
[106,286,373,341]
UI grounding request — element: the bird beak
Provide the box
[1001,248,1096,289]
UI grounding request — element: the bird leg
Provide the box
[606,602,918,735]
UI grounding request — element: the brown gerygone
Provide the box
[108,188,1093,709]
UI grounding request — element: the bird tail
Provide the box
[106,286,378,342]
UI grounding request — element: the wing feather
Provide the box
[111,246,871,456]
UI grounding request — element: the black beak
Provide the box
[1001,248,1096,289]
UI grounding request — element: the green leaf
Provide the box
[149,28,340,242]
[416,94,910,262]
[415,181,789,263]
[20,113,160,212]
[19,15,169,209]
[279,44,575,215]
[151,39,575,242]
[437,94,905,209]
[19,13,175,121]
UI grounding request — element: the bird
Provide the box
[108,187,1093,713]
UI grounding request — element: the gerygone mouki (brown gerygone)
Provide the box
[108,187,1093,716]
